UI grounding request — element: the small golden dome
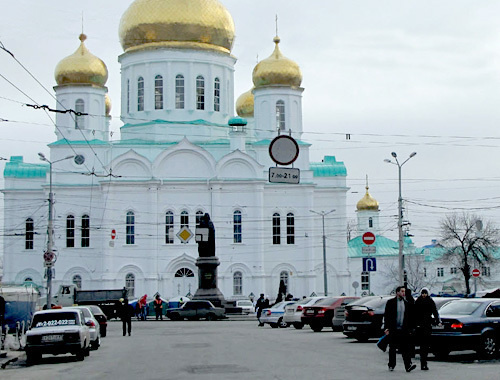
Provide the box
[252,36,302,88]
[356,179,379,211]
[54,34,108,87]
[235,88,254,117]
[105,93,112,116]
[119,0,235,54]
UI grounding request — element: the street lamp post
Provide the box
[38,153,74,308]
[310,209,335,296]
[384,152,416,286]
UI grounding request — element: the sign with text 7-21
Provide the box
[269,167,300,184]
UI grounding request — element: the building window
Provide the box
[361,271,369,291]
[286,213,295,244]
[214,78,220,112]
[368,217,373,228]
[137,77,144,111]
[75,99,85,129]
[175,75,184,109]
[165,211,174,244]
[175,268,194,277]
[450,267,458,275]
[181,211,189,228]
[127,79,130,113]
[196,210,204,226]
[125,273,135,297]
[437,267,444,277]
[482,266,491,277]
[196,75,205,110]
[276,100,285,130]
[126,211,135,245]
[233,271,243,295]
[155,75,163,110]
[25,218,34,250]
[233,210,242,243]
[72,275,82,289]
[24,277,33,283]
[81,214,90,247]
[280,271,289,289]
[66,215,75,248]
[273,213,281,244]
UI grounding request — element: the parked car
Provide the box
[235,300,254,314]
[87,305,108,337]
[284,297,326,329]
[430,298,500,359]
[166,300,226,321]
[302,296,359,332]
[342,295,392,341]
[261,301,296,328]
[25,309,91,365]
[67,306,101,350]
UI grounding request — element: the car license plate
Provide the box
[433,325,444,330]
[346,326,357,331]
[42,334,64,342]
[306,310,314,315]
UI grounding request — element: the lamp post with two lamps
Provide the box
[310,209,335,296]
[38,153,74,308]
[384,152,417,286]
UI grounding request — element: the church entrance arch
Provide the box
[174,267,196,297]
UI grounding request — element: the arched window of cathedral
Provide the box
[155,75,163,110]
[25,218,34,250]
[276,100,286,130]
[273,213,281,245]
[180,211,189,229]
[369,217,373,228]
[72,274,82,289]
[127,79,130,113]
[280,270,289,289]
[75,99,85,129]
[214,77,220,112]
[126,211,135,245]
[137,77,144,111]
[196,75,205,110]
[233,271,243,295]
[24,277,33,283]
[287,213,295,244]
[195,210,204,226]
[233,210,242,243]
[81,214,90,247]
[175,75,184,109]
[165,211,174,244]
[175,268,194,277]
[66,215,75,248]
[125,273,135,297]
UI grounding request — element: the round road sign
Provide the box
[43,251,54,262]
[472,268,481,277]
[362,232,376,245]
[269,135,299,165]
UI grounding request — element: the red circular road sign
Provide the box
[43,251,54,262]
[472,268,481,277]
[362,232,376,245]
[111,229,116,240]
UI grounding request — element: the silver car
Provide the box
[284,297,327,329]
[67,306,101,350]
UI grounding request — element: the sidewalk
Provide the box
[1,334,26,369]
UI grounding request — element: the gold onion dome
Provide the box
[356,184,379,211]
[119,0,235,54]
[235,88,254,117]
[252,36,302,88]
[105,94,112,116]
[54,34,108,86]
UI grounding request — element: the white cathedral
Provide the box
[1,0,353,301]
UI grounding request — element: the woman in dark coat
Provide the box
[415,288,441,370]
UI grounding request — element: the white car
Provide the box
[283,297,326,329]
[235,300,254,314]
[67,306,101,350]
[25,309,91,365]
[260,301,296,328]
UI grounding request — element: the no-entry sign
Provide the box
[111,229,116,240]
[362,232,376,245]
[472,268,480,277]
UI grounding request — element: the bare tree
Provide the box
[381,254,438,294]
[440,213,500,295]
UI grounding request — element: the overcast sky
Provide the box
[1,0,500,247]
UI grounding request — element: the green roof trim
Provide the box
[49,139,108,146]
[310,156,347,177]
[121,119,229,129]
[348,235,416,258]
[3,156,47,178]
[251,139,311,146]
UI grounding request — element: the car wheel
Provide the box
[100,326,107,337]
[26,350,41,366]
[206,313,215,321]
[293,322,304,329]
[311,324,323,332]
[478,331,497,359]
[91,337,100,350]
[270,323,278,328]
[169,313,181,321]
[278,318,288,328]
[76,348,86,361]
[433,349,450,360]
[354,335,369,342]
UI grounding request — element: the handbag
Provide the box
[377,334,389,352]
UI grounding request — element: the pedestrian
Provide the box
[120,298,134,336]
[415,287,441,371]
[154,294,164,321]
[383,285,417,373]
[255,293,265,326]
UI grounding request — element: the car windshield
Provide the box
[76,307,92,318]
[353,297,390,309]
[32,312,78,328]
[89,305,104,315]
[315,297,339,306]
[439,300,483,315]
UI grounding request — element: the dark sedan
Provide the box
[342,295,392,341]
[88,305,108,337]
[430,298,500,359]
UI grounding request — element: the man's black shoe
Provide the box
[388,366,394,372]
[406,364,416,372]
[421,366,429,371]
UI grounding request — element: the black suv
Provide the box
[342,295,392,341]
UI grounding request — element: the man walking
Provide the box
[255,293,265,326]
[415,287,441,370]
[383,286,416,372]
[120,298,134,336]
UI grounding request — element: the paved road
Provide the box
[1,319,500,379]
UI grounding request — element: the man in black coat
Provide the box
[415,287,441,370]
[255,294,265,326]
[383,285,417,372]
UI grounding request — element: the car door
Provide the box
[484,301,500,338]
[182,302,196,318]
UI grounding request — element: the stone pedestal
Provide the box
[192,256,225,306]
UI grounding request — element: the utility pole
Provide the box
[310,209,335,296]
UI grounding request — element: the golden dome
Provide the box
[105,93,112,116]
[235,88,254,117]
[54,34,108,87]
[119,0,235,54]
[356,179,379,211]
[252,36,302,88]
